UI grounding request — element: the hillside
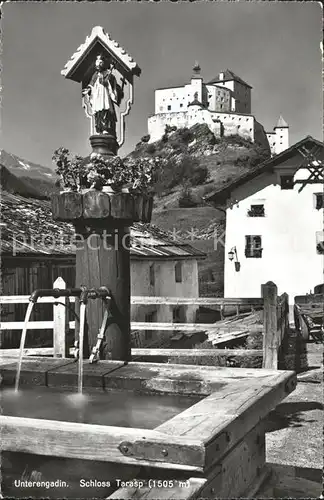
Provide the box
[0,150,58,199]
[129,123,271,214]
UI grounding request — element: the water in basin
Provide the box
[1,386,200,499]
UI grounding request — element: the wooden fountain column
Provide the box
[52,147,153,360]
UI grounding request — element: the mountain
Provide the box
[0,150,58,198]
[0,164,48,199]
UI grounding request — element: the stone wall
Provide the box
[148,109,258,144]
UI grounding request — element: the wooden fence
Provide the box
[262,282,289,370]
[0,279,289,369]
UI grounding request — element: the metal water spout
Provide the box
[29,287,83,303]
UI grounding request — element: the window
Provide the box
[245,235,263,258]
[180,103,183,108]
[280,175,294,190]
[175,262,182,283]
[167,105,171,111]
[247,204,265,217]
[316,232,324,254]
[172,306,184,323]
[149,264,155,287]
[314,193,324,210]
[145,311,157,340]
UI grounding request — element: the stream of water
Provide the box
[14,302,35,392]
[77,303,86,395]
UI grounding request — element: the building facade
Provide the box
[148,65,289,154]
[205,136,324,304]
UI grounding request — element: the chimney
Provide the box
[219,72,224,81]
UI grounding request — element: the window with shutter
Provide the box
[247,204,265,217]
[314,193,324,210]
[245,235,263,258]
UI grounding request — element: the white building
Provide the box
[266,115,290,156]
[130,223,205,329]
[205,136,324,305]
[148,64,288,153]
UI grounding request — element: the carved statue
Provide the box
[82,54,124,136]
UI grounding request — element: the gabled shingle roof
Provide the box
[0,192,205,260]
[204,135,324,203]
[208,69,252,88]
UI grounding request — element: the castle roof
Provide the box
[207,69,252,89]
[188,92,204,108]
[274,115,289,129]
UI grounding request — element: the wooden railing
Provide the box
[0,278,289,369]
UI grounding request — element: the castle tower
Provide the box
[190,61,203,104]
[274,115,289,154]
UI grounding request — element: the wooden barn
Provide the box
[0,192,205,348]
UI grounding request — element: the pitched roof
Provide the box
[0,191,205,260]
[61,26,141,82]
[207,69,252,88]
[274,115,289,129]
[204,135,324,203]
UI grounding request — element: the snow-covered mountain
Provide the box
[0,150,58,198]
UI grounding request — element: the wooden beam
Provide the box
[262,282,278,370]
[131,297,263,306]
[156,371,297,470]
[0,415,205,471]
[53,277,68,358]
[131,323,262,332]
[132,348,263,360]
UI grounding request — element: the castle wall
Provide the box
[206,85,231,112]
[155,87,188,114]
[274,127,289,154]
[232,80,251,114]
[148,109,256,143]
[266,132,277,155]
[266,128,289,156]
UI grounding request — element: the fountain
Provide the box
[0,26,297,500]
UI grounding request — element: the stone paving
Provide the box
[262,340,323,498]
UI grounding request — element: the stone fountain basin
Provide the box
[0,356,297,499]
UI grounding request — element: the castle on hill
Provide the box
[147,64,289,156]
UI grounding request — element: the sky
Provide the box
[1,1,322,168]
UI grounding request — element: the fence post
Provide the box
[262,281,278,369]
[53,277,67,358]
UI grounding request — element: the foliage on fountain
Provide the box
[52,147,162,193]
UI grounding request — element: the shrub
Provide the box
[165,125,177,134]
[146,144,156,155]
[178,128,194,144]
[190,163,209,186]
[178,187,197,208]
[141,135,150,143]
